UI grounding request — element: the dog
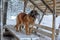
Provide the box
[15,10,39,35]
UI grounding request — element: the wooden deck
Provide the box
[3,25,40,40]
[3,25,60,40]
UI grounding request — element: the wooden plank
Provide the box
[40,0,53,13]
[4,25,59,39]
[3,1,8,26]
[4,25,20,40]
[56,13,60,16]
[4,25,59,34]
[28,2,60,9]
[32,28,58,38]
[34,24,52,31]
[52,0,56,40]
[34,24,59,34]
[39,5,60,9]
[33,1,60,6]
[4,25,40,40]
[32,28,52,38]
[40,6,60,10]
[39,14,44,24]
[44,10,60,13]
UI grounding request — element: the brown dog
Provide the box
[15,10,39,35]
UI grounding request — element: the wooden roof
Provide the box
[26,0,60,16]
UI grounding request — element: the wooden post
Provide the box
[1,0,8,40]
[24,0,27,12]
[3,0,8,26]
[52,0,56,40]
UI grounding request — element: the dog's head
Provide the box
[29,10,39,19]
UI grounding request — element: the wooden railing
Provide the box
[32,24,59,38]
[3,24,59,40]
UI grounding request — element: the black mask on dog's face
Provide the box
[29,10,39,19]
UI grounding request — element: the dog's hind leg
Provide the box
[19,21,23,32]
[15,17,20,32]
[19,24,22,32]
[15,24,19,32]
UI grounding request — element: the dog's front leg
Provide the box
[29,25,34,34]
[29,23,34,34]
[15,24,19,32]
[25,23,30,35]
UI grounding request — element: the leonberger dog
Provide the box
[15,10,39,35]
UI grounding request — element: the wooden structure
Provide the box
[2,0,60,40]
[4,25,40,40]
[27,0,60,16]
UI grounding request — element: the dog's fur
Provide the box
[15,10,39,35]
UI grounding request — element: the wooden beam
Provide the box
[56,13,60,16]
[43,10,60,12]
[39,5,60,8]
[44,12,60,16]
[33,0,60,6]
[28,0,60,9]
[33,24,59,38]
[27,3,60,10]
[52,0,56,40]
[41,0,47,11]
[34,24,59,33]
[41,0,53,13]
[33,28,52,38]
[3,1,8,26]
[32,28,57,38]
[39,7,60,10]
[36,3,47,24]
[34,24,52,31]
[39,14,44,24]
[44,7,47,12]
